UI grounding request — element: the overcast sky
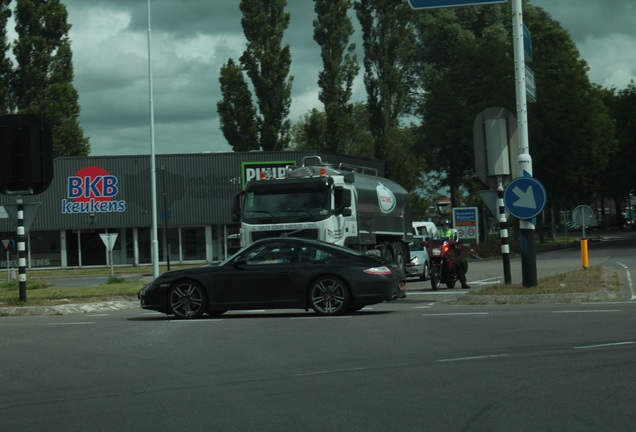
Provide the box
[54,0,636,157]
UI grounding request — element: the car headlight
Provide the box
[410,256,420,265]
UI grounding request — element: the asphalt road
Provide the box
[1,232,635,431]
[2,299,635,431]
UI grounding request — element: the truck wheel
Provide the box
[430,268,441,291]
[392,242,406,271]
[381,243,394,263]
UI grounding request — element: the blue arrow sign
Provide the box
[503,176,547,220]
[408,0,507,9]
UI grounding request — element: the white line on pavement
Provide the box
[574,341,636,350]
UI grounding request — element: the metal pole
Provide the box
[497,177,512,284]
[147,0,160,279]
[161,165,170,271]
[16,196,26,302]
[511,0,537,287]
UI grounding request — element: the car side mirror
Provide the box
[233,256,247,268]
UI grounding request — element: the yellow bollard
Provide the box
[580,239,588,269]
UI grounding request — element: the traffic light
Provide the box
[0,114,54,195]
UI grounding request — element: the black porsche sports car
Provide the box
[139,237,406,319]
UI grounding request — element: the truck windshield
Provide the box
[244,190,330,222]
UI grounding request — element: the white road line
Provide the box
[41,322,96,326]
[473,277,503,284]
[574,341,636,350]
[422,312,489,317]
[407,291,468,295]
[170,319,223,323]
[552,310,620,314]
[438,354,509,363]
[295,367,366,377]
[617,262,636,300]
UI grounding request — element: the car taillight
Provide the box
[363,266,392,275]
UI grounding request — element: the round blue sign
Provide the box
[503,177,547,220]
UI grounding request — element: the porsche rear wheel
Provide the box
[168,280,206,319]
[309,276,349,316]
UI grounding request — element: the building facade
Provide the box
[0,151,383,269]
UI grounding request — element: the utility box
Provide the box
[473,107,519,189]
[0,114,54,195]
[484,118,510,176]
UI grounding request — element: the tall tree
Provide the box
[412,5,513,207]
[412,2,616,212]
[0,0,11,114]
[313,0,359,153]
[290,102,375,158]
[12,0,89,156]
[523,5,616,206]
[352,0,422,187]
[239,0,293,151]
[217,59,259,151]
[604,81,636,205]
[354,0,415,168]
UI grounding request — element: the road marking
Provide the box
[422,312,489,317]
[616,262,635,300]
[472,277,503,285]
[291,316,352,320]
[552,310,620,314]
[407,291,468,295]
[574,341,636,350]
[295,367,366,377]
[41,322,96,326]
[438,354,508,363]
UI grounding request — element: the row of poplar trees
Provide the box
[217,0,636,228]
[0,0,89,157]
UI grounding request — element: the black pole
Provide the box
[520,223,537,287]
[17,196,26,302]
[161,165,170,271]
[497,178,512,284]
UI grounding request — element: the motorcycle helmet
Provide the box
[441,218,451,226]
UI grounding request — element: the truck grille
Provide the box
[251,229,319,242]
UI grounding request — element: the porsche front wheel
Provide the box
[168,280,206,319]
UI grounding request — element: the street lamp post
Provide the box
[147,0,160,279]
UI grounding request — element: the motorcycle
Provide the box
[423,237,468,290]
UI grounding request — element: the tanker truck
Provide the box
[231,156,413,271]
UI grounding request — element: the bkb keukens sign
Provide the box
[62,166,127,215]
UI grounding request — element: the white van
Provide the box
[412,221,437,238]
